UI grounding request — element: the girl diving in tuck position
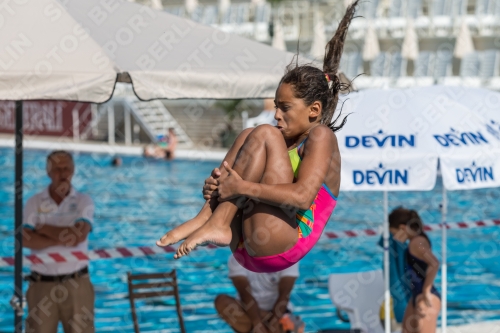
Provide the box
[156,1,359,273]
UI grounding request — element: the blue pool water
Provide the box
[0,148,499,332]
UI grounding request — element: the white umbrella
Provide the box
[454,19,475,59]
[336,85,500,333]
[218,0,231,18]
[0,0,300,102]
[185,0,198,15]
[151,0,163,10]
[447,86,500,140]
[402,19,419,60]
[376,0,391,17]
[363,23,380,61]
[102,0,295,99]
[0,0,117,102]
[272,20,287,51]
[310,10,327,60]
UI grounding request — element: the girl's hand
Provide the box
[203,168,221,199]
[415,291,432,317]
[218,162,243,201]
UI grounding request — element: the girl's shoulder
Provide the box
[409,235,431,254]
[409,235,430,244]
[307,124,337,143]
[299,125,337,154]
[299,125,338,157]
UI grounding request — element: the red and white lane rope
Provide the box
[2,219,499,267]
[1,245,174,268]
[324,218,500,239]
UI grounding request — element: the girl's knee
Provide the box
[252,124,281,138]
[232,128,255,148]
[241,125,282,151]
[239,127,254,140]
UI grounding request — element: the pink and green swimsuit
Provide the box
[234,139,338,273]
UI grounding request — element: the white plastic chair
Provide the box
[328,270,385,333]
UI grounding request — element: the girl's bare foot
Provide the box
[174,220,232,259]
[156,202,213,247]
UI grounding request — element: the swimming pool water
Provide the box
[0,148,499,332]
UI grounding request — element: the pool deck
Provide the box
[0,135,228,161]
[437,320,500,333]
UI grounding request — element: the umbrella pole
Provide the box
[383,191,390,333]
[441,184,448,333]
[14,100,23,333]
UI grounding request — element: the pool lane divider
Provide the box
[324,218,500,239]
[2,219,499,267]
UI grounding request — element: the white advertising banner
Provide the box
[440,151,500,190]
[336,86,500,191]
[341,153,438,191]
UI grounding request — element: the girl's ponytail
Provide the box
[279,1,360,132]
[321,0,359,131]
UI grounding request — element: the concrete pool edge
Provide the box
[0,136,228,161]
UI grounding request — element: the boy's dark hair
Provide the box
[279,0,359,132]
[389,207,431,246]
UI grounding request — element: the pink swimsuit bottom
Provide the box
[233,184,337,273]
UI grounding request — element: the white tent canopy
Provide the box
[0,0,300,103]
[337,86,500,191]
[0,0,117,102]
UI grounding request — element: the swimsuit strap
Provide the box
[297,138,308,156]
[288,137,308,176]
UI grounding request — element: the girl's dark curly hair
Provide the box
[279,0,359,132]
[389,207,432,246]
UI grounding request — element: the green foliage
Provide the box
[268,0,286,6]
[214,99,243,121]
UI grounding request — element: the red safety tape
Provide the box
[116,248,134,257]
[3,257,14,265]
[72,251,89,261]
[1,219,498,267]
[139,246,155,255]
[48,253,66,263]
[25,255,43,264]
[94,249,111,258]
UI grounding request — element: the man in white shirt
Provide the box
[215,255,301,333]
[22,151,94,333]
